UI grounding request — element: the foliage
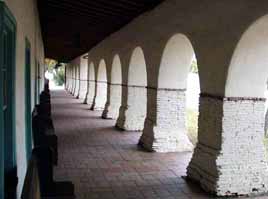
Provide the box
[45,58,57,72]
[53,66,65,86]
[186,109,198,145]
[190,60,198,73]
[264,136,268,159]
[45,58,65,86]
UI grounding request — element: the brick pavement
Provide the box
[51,90,268,199]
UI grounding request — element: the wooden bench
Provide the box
[33,147,75,199]
[32,107,58,165]
[21,148,75,199]
[21,153,41,199]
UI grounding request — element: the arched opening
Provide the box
[224,16,268,193]
[72,65,76,95]
[74,64,80,98]
[94,59,108,110]
[127,47,147,130]
[128,47,147,87]
[44,59,65,91]
[186,57,200,145]
[87,62,95,107]
[225,15,268,155]
[79,54,88,102]
[102,54,122,119]
[116,47,147,131]
[188,15,268,196]
[155,34,199,152]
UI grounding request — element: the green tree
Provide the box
[53,66,65,86]
[190,60,198,73]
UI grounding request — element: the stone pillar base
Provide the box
[116,105,126,129]
[139,118,193,152]
[92,82,107,111]
[83,94,88,104]
[102,103,112,119]
[79,80,88,102]
[116,107,145,131]
[103,103,121,119]
[74,79,80,97]
[91,103,105,111]
[86,81,95,107]
[102,84,121,119]
[187,94,268,196]
[116,86,146,131]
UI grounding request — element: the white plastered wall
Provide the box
[87,62,95,107]
[93,59,107,110]
[102,54,122,119]
[79,54,88,102]
[4,0,45,196]
[226,15,268,98]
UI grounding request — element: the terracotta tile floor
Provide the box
[51,90,268,199]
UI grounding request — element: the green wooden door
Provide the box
[25,39,32,162]
[0,2,17,199]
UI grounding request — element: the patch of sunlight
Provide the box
[186,109,198,145]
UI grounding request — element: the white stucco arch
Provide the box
[94,59,108,110]
[89,62,95,81]
[116,47,147,130]
[128,47,147,86]
[158,34,195,89]
[102,54,122,119]
[97,59,107,82]
[111,54,122,84]
[87,62,96,106]
[140,34,195,152]
[188,15,268,196]
[74,64,80,97]
[79,55,88,101]
[226,15,268,98]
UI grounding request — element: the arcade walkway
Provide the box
[50,90,257,199]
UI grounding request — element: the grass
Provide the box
[186,109,199,145]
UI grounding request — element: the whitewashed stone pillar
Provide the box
[66,72,70,91]
[187,93,268,196]
[265,110,268,136]
[87,80,96,108]
[65,67,70,91]
[116,85,147,131]
[79,56,88,103]
[68,67,73,93]
[91,81,107,111]
[79,79,88,102]
[102,83,122,119]
[74,66,80,98]
[74,78,80,98]
[139,88,193,152]
[83,80,89,104]
[265,82,268,136]
[71,67,76,95]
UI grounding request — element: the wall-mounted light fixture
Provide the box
[82,54,88,59]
